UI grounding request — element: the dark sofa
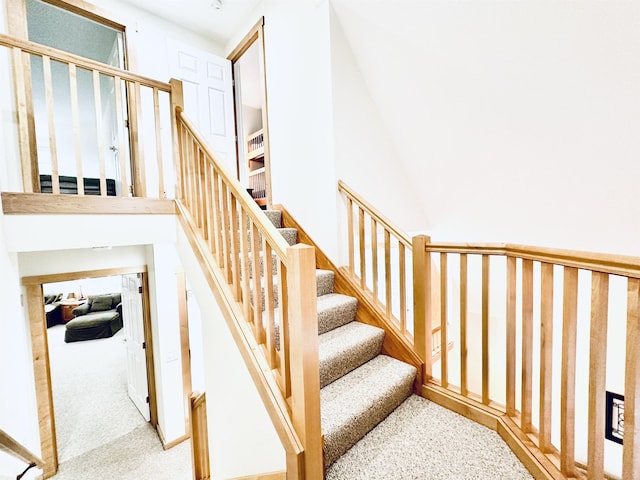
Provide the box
[44,293,63,328]
[64,293,123,343]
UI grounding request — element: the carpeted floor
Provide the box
[326,394,533,480]
[46,324,192,479]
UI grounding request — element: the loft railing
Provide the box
[338,180,442,357]
[0,33,176,199]
[175,107,323,479]
[0,428,43,479]
[339,180,640,480]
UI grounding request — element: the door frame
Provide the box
[6,0,142,195]
[228,17,273,207]
[22,265,156,479]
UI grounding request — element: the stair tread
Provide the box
[321,355,416,466]
[277,227,297,246]
[319,321,385,388]
[262,210,282,229]
[315,269,335,297]
[317,293,358,334]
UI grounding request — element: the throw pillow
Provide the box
[91,295,113,312]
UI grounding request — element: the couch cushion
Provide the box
[91,295,114,312]
[66,311,119,329]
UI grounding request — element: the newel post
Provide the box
[286,244,324,479]
[412,235,432,380]
[169,78,184,201]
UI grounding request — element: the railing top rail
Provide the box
[0,428,44,469]
[425,240,640,278]
[176,107,290,263]
[338,180,412,248]
[0,33,171,92]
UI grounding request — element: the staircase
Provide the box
[261,209,417,470]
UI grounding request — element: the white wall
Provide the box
[228,0,341,261]
[176,225,285,478]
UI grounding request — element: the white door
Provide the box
[121,273,150,421]
[168,39,237,176]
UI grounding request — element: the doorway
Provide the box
[23,267,156,478]
[228,18,272,207]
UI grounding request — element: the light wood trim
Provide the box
[422,383,501,430]
[114,76,129,196]
[587,272,609,479]
[439,252,448,388]
[227,17,264,61]
[521,259,534,432]
[22,265,147,285]
[506,256,517,416]
[338,180,412,247]
[190,392,210,480]
[68,63,84,195]
[25,284,57,478]
[460,253,468,396]
[227,472,286,480]
[176,202,304,473]
[278,260,292,399]
[384,229,392,318]
[399,242,407,334]
[176,271,193,435]
[560,267,578,476]
[539,263,554,451]
[130,81,146,197]
[230,198,242,302]
[1,192,176,215]
[0,34,170,90]
[412,235,431,377]
[286,244,323,480]
[0,429,44,468]
[169,78,184,200]
[264,242,277,368]
[481,255,490,405]
[42,56,60,194]
[623,278,640,480]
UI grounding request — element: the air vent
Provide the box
[605,391,624,445]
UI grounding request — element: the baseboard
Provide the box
[162,433,190,451]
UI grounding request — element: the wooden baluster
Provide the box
[278,260,291,397]
[169,79,184,201]
[152,87,165,198]
[506,256,517,416]
[539,262,554,451]
[561,267,578,476]
[521,259,534,431]
[623,278,640,480]
[12,48,36,193]
[250,222,264,342]
[92,70,107,196]
[286,244,322,480]
[130,81,145,197]
[399,243,407,334]
[482,255,490,405]
[385,230,392,319]
[42,56,60,194]
[587,272,609,480]
[359,208,366,289]
[440,252,448,388]
[68,63,84,195]
[194,146,203,228]
[230,198,241,302]
[264,241,277,367]
[412,235,432,379]
[371,218,379,304]
[204,162,214,250]
[114,77,130,197]
[239,211,252,327]
[212,170,223,265]
[220,183,232,283]
[460,253,468,397]
[347,197,354,276]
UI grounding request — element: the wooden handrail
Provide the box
[0,33,171,91]
[338,180,411,247]
[0,429,43,469]
[176,108,322,479]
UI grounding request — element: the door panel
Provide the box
[169,39,237,175]
[121,274,150,421]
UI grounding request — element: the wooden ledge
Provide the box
[1,192,177,215]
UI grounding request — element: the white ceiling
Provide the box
[118,0,264,46]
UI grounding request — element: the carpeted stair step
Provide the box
[263,210,282,228]
[242,250,278,279]
[321,355,417,467]
[319,321,385,388]
[317,293,358,334]
[277,227,297,246]
[250,269,337,310]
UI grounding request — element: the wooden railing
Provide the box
[338,180,441,358]
[1,33,176,199]
[413,240,640,479]
[339,181,639,479]
[190,392,210,480]
[0,428,43,476]
[175,107,323,480]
